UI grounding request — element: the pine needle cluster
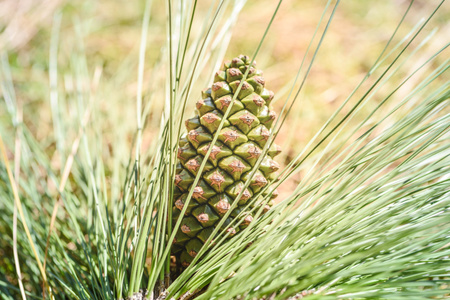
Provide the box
[0,0,448,299]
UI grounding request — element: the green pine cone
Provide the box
[173,55,281,268]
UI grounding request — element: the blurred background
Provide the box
[0,0,448,198]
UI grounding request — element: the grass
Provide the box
[0,0,449,299]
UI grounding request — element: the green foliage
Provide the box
[0,0,449,299]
